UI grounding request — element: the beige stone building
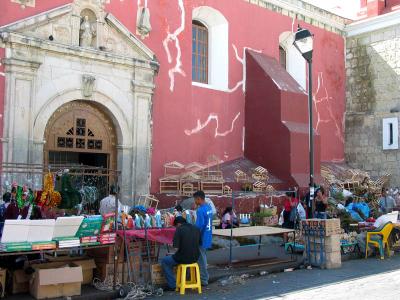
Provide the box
[345,10,400,185]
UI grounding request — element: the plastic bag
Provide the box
[278,210,284,226]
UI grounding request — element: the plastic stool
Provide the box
[175,263,202,295]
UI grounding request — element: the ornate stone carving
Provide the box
[82,75,96,97]
[11,0,35,9]
[136,7,152,38]
[80,15,96,47]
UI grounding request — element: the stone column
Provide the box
[2,58,41,165]
[131,68,155,199]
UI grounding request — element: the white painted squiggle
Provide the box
[0,62,4,77]
[228,44,262,93]
[185,112,241,137]
[137,0,148,7]
[313,72,344,143]
[162,0,186,92]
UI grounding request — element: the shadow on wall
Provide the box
[345,34,400,182]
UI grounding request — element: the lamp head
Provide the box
[293,26,314,62]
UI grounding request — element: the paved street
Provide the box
[158,255,400,300]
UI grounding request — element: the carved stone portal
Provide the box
[82,75,96,97]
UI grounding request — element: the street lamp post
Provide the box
[293,26,315,214]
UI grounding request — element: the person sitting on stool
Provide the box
[161,216,201,291]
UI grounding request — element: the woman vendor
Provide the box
[221,207,239,229]
[314,187,328,219]
[282,190,299,229]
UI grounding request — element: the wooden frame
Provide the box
[179,172,201,196]
[252,166,269,181]
[235,170,248,182]
[136,195,159,209]
[201,181,224,195]
[184,162,205,174]
[181,183,195,197]
[163,161,184,177]
[253,181,267,193]
[159,175,180,194]
[223,185,232,196]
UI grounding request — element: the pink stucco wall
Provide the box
[0,0,346,192]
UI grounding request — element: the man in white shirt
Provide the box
[99,186,122,215]
[357,211,398,256]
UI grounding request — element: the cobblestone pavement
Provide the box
[158,255,400,300]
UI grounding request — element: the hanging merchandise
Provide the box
[144,214,151,228]
[59,172,81,209]
[135,214,142,229]
[38,172,61,208]
[155,211,162,228]
[15,186,24,209]
[79,186,99,207]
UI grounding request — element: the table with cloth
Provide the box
[116,228,176,285]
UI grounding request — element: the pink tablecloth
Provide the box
[117,228,176,245]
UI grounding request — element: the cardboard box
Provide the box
[0,269,6,298]
[12,270,30,294]
[72,259,96,285]
[29,262,83,299]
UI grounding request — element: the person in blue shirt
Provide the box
[194,190,212,286]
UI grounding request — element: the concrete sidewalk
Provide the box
[158,254,400,299]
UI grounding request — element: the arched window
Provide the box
[192,20,209,84]
[279,32,306,90]
[192,6,228,91]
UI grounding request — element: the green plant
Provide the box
[251,211,274,226]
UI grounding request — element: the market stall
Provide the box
[0,163,122,299]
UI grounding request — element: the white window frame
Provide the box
[192,6,229,92]
[279,31,306,91]
[383,117,399,150]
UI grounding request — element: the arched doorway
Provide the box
[44,101,117,169]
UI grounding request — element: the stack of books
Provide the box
[80,236,99,246]
[53,237,80,248]
[0,242,32,252]
[31,241,57,251]
[99,233,116,245]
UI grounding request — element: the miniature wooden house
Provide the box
[235,170,248,182]
[252,166,269,181]
[253,181,267,192]
[159,175,180,194]
[164,161,184,176]
[223,185,233,196]
[179,172,201,196]
[184,162,206,174]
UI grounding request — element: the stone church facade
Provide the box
[0,0,158,201]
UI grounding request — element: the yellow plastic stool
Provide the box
[175,263,202,295]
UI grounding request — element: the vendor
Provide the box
[99,185,122,215]
[314,187,328,219]
[378,188,396,214]
[221,207,239,229]
[282,191,299,229]
[174,205,183,217]
[356,212,399,256]
[161,216,201,291]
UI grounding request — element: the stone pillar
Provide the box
[2,58,41,165]
[131,68,155,199]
